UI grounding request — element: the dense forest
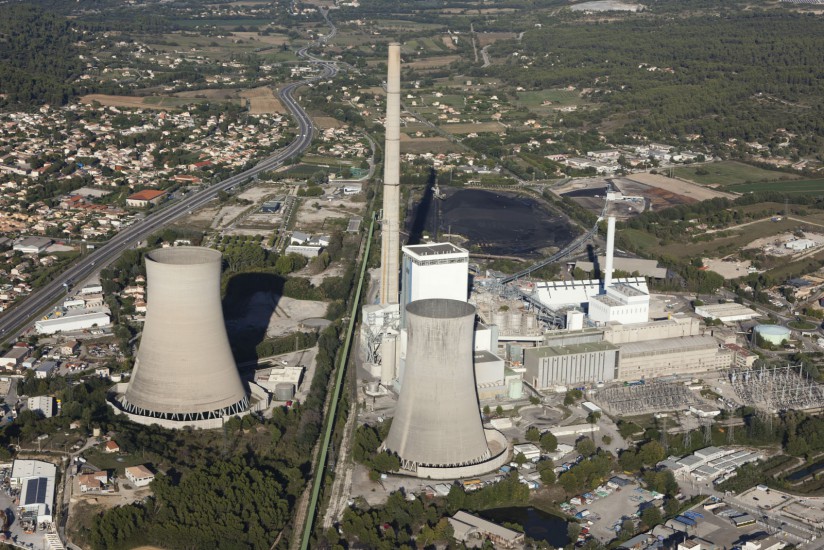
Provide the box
[0,5,88,105]
[491,12,824,155]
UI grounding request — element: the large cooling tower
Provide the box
[384,299,490,469]
[120,247,248,422]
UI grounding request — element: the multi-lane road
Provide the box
[0,43,338,346]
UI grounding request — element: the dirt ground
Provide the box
[476,32,518,46]
[313,116,344,129]
[442,121,506,134]
[405,55,461,69]
[292,193,365,232]
[441,35,457,50]
[239,86,285,114]
[624,172,735,201]
[79,94,164,109]
[227,292,328,338]
[231,32,288,45]
[703,257,754,279]
[399,135,461,154]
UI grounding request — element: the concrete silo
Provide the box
[117,247,249,425]
[384,299,509,477]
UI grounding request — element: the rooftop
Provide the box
[403,242,468,258]
[528,341,618,359]
[127,189,166,201]
[473,350,502,364]
[619,335,721,356]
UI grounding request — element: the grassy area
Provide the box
[84,446,153,474]
[673,161,799,187]
[789,320,818,330]
[516,89,581,107]
[619,228,660,251]
[726,178,824,195]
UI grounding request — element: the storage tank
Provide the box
[274,383,295,401]
[509,312,522,332]
[508,378,523,400]
[753,324,791,347]
[383,299,491,472]
[493,311,507,330]
[380,332,397,385]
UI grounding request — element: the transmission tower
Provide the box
[684,429,692,450]
[727,424,735,445]
[704,421,712,445]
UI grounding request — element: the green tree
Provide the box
[526,426,541,442]
[540,431,558,452]
[576,437,596,457]
[641,505,662,527]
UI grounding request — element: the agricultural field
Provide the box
[726,179,824,196]
[515,89,582,109]
[80,94,213,109]
[673,161,800,187]
[442,122,506,134]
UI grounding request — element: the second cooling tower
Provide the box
[384,299,491,469]
[119,247,248,424]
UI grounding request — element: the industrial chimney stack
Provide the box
[379,43,401,305]
[603,216,616,290]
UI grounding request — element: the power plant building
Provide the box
[617,335,732,380]
[401,242,469,326]
[383,299,509,479]
[526,317,732,387]
[524,341,618,388]
[110,247,262,429]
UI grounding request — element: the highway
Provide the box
[0,44,338,346]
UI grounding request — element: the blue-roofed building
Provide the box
[10,459,56,523]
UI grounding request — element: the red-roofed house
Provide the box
[104,440,120,453]
[126,190,167,208]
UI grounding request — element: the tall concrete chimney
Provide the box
[379,42,401,305]
[603,216,616,290]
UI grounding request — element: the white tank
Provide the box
[380,333,397,386]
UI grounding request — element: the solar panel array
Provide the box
[23,477,48,505]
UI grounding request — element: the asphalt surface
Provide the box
[0,50,338,347]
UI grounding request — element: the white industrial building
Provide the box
[125,464,155,487]
[527,317,731,384]
[618,335,731,380]
[400,242,469,327]
[694,303,761,323]
[660,447,762,482]
[11,459,57,524]
[35,311,111,335]
[524,342,618,388]
[285,244,322,258]
[532,217,651,327]
[27,396,55,418]
[13,237,52,255]
[786,238,816,251]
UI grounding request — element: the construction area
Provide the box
[596,382,701,415]
[727,364,824,412]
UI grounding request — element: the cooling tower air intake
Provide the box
[120,247,248,422]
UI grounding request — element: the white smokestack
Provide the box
[379,43,401,305]
[604,216,616,290]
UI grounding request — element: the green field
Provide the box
[673,161,799,187]
[726,179,824,195]
[516,89,581,108]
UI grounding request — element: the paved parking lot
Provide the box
[580,481,656,541]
